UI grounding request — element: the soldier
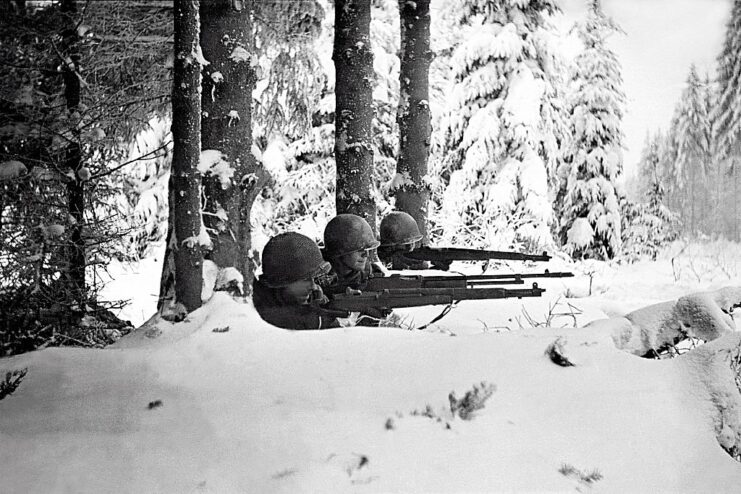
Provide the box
[321,213,385,295]
[252,232,340,330]
[321,213,390,325]
[377,210,429,270]
[377,211,452,271]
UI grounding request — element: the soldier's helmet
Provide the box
[379,211,423,247]
[261,232,331,287]
[323,214,380,258]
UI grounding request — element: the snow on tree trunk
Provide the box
[60,0,85,305]
[395,0,431,240]
[165,0,204,313]
[200,0,268,295]
[333,0,376,231]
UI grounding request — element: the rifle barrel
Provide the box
[406,246,552,263]
[363,271,573,291]
[325,284,546,312]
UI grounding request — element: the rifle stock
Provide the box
[363,271,573,291]
[405,246,551,263]
[323,284,546,316]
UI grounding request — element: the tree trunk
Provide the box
[167,0,204,312]
[333,0,376,231]
[200,0,267,294]
[60,0,85,305]
[395,0,431,240]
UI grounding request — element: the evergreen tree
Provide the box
[431,0,565,250]
[557,0,625,260]
[256,0,399,239]
[334,0,377,230]
[395,0,431,239]
[712,0,741,240]
[167,0,204,313]
[669,65,713,235]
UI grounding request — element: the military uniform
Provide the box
[252,278,339,330]
[320,214,390,324]
[377,211,451,271]
[252,232,340,330]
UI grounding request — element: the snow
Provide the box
[3,240,741,492]
[199,149,234,188]
[0,160,27,180]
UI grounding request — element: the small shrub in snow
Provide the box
[0,368,27,400]
[545,337,575,367]
[448,381,496,420]
[558,463,603,485]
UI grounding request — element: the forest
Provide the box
[2,1,741,492]
[2,0,737,354]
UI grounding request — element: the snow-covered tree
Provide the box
[254,0,400,240]
[395,0,432,239]
[712,0,741,241]
[667,65,714,235]
[621,131,679,262]
[431,0,566,250]
[166,0,204,313]
[557,0,625,260]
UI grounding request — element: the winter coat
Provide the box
[252,278,340,330]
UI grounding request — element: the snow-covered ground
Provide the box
[1,239,740,492]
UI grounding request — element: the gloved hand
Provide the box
[356,306,393,327]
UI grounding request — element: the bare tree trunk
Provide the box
[200,0,268,294]
[60,0,85,305]
[333,0,376,231]
[165,0,204,312]
[395,0,431,240]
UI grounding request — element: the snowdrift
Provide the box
[1,292,740,493]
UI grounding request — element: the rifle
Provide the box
[320,283,545,317]
[362,270,574,291]
[401,246,552,263]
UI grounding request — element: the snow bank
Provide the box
[2,292,740,493]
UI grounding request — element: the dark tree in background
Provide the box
[200,0,268,293]
[60,0,85,304]
[394,0,431,239]
[168,0,204,312]
[333,0,376,230]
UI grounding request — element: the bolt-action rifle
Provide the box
[319,283,545,318]
[380,246,552,264]
[362,270,573,291]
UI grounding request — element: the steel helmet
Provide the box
[261,232,330,287]
[323,214,380,258]
[379,211,423,247]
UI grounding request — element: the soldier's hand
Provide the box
[360,306,392,320]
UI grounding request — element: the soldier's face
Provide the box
[340,249,370,271]
[281,278,318,305]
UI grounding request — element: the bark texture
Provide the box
[395,0,431,240]
[200,0,268,293]
[333,0,376,231]
[169,0,204,312]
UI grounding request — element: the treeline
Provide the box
[633,3,741,241]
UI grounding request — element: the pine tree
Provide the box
[395,0,431,238]
[167,0,204,313]
[712,0,741,240]
[334,0,377,230]
[431,0,565,250]
[669,65,713,235]
[558,0,625,260]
